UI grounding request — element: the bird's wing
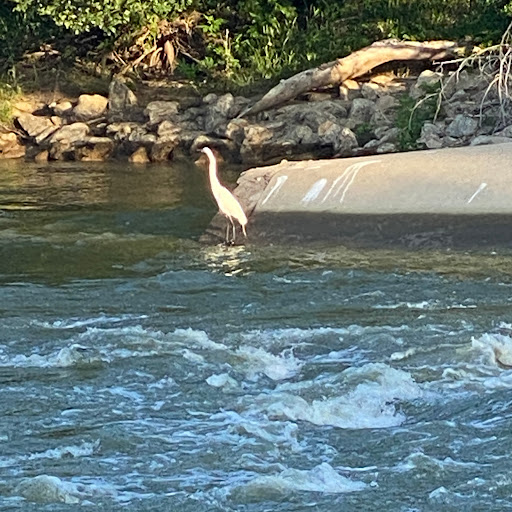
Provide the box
[216,186,248,224]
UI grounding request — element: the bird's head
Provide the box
[200,146,214,160]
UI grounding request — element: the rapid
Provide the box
[1,160,512,510]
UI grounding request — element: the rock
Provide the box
[442,136,461,148]
[361,82,380,101]
[109,77,138,112]
[446,114,478,137]
[0,132,25,159]
[215,93,238,117]
[376,142,397,154]
[335,127,358,155]
[496,125,512,138]
[417,123,443,149]
[363,139,380,150]
[203,93,218,104]
[49,141,73,160]
[318,120,342,145]
[51,116,63,127]
[410,70,442,99]
[349,98,376,125]
[145,101,180,125]
[73,94,108,121]
[470,135,512,146]
[339,79,361,101]
[34,150,49,162]
[53,101,73,117]
[448,89,468,102]
[292,125,319,145]
[150,139,177,162]
[75,137,115,161]
[50,123,90,143]
[34,124,59,144]
[376,95,399,112]
[12,99,40,116]
[378,127,400,144]
[243,124,274,147]
[129,146,150,163]
[204,93,243,136]
[226,118,249,145]
[16,113,54,138]
[107,122,143,141]
[127,127,156,145]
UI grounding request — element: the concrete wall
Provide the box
[204,143,512,248]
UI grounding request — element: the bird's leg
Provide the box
[225,221,230,244]
[232,222,236,243]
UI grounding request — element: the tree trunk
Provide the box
[240,39,459,117]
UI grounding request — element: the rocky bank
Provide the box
[1,69,511,166]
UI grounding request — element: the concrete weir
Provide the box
[203,143,512,248]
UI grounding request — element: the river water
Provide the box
[1,160,512,511]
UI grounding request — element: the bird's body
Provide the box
[201,147,248,242]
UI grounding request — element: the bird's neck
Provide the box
[208,158,221,189]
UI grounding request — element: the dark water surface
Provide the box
[1,160,512,511]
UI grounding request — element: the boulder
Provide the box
[34,124,59,144]
[349,98,376,125]
[50,123,90,144]
[73,94,108,121]
[74,137,115,161]
[335,127,359,155]
[361,82,380,101]
[150,139,177,162]
[410,70,442,99]
[34,150,49,162]
[470,135,512,146]
[53,101,73,117]
[225,118,249,145]
[0,132,25,159]
[129,146,150,163]
[417,122,443,149]
[496,125,512,138]
[108,77,138,112]
[376,95,399,112]
[446,114,478,138]
[106,122,141,141]
[145,101,179,125]
[16,113,54,138]
[376,142,397,153]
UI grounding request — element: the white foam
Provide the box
[235,346,301,381]
[240,462,366,495]
[0,441,98,469]
[15,474,117,504]
[206,373,238,390]
[472,332,512,368]
[260,363,421,429]
[34,314,148,330]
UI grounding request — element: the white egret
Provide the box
[201,147,248,244]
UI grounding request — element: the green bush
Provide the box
[2,0,512,83]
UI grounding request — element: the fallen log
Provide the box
[240,39,460,117]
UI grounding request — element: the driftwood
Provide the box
[240,39,460,117]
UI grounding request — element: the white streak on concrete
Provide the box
[322,160,380,204]
[301,179,328,203]
[467,182,487,204]
[261,175,288,205]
